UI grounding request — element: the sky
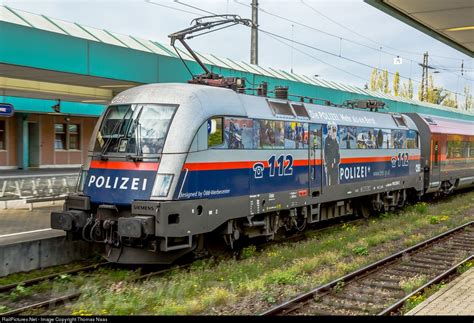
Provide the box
[3,0,474,106]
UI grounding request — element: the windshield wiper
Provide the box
[100,105,133,160]
[127,107,144,162]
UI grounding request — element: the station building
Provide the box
[0,5,473,170]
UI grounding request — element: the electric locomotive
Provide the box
[52,83,431,264]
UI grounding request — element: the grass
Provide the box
[399,275,428,293]
[0,257,102,287]
[19,190,474,315]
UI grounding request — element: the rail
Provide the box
[261,221,474,316]
[0,173,78,210]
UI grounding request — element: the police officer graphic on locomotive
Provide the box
[51,82,474,264]
[324,122,340,186]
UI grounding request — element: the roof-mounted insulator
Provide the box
[257,82,268,97]
[274,86,289,100]
[343,99,386,112]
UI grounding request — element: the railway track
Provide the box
[261,221,474,316]
[0,263,192,316]
[0,216,365,316]
[0,261,109,294]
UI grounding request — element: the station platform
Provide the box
[0,167,79,178]
[0,202,63,245]
[406,268,474,315]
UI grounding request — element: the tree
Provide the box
[426,75,443,104]
[442,93,458,108]
[376,70,384,92]
[400,78,413,99]
[464,85,473,110]
[393,72,400,96]
[382,70,390,94]
[418,73,446,104]
[370,68,379,91]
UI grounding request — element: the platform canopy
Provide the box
[365,0,474,57]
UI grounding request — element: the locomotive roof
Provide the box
[112,83,417,131]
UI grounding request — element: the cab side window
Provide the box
[208,117,224,148]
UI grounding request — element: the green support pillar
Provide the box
[22,117,28,170]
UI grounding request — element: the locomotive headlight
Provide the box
[151,174,174,197]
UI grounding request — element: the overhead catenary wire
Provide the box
[152,0,468,98]
[235,0,473,83]
[259,28,468,98]
[145,0,203,16]
[171,0,369,82]
[299,0,468,62]
[263,31,369,82]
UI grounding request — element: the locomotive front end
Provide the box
[50,84,193,264]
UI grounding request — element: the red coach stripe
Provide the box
[90,160,159,171]
[183,155,419,171]
[342,156,391,163]
[184,159,322,171]
[184,161,254,171]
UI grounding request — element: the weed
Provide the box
[405,293,425,311]
[401,281,446,313]
[414,202,428,214]
[201,287,233,307]
[0,305,10,313]
[457,260,473,274]
[55,273,72,283]
[342,223,357,232]
[265,270,298,285]
[333,280,345,293]
[9,284,32,301]
[240,245,257,259]
[429,215,450,224]
[262,294,276,304]
[399,275,428,293]
[404,233,424,247]
[352,246,369,256]
[71,309,93,316]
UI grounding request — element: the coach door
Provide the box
[309,124,322,196]
[431,140,441,186]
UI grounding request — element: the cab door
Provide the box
[309,124,322,196]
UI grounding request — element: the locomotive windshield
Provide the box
[94,104,177,156]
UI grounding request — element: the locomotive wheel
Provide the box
[355,198,373,218]
[205,233,231,258]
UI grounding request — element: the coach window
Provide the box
[0,120,5,150]
[340,126,357,149]
[285,122,308,149]
[356,128,376,149]
[447,141,463,159]
[462,142,470,158]
[258,120,285,149]
[223,118,254,149]
[208,117,224,148]
[406,130,419,149]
